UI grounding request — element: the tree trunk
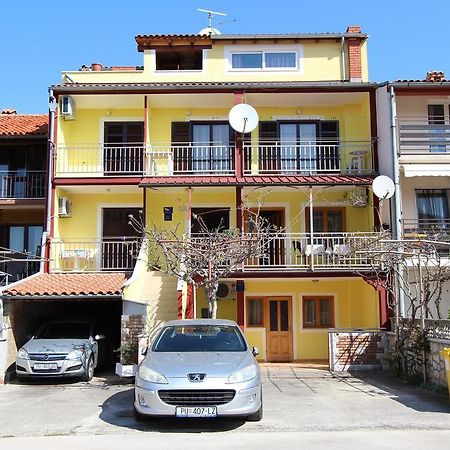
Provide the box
[206,280,219,319]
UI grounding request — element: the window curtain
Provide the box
[192,125,210,171]
[211,124,230,171]
[265,52,296,68]
[231,53,262,69]
[417,190,449,226]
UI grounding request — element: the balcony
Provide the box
[243,232,383,271]
[398,117,450,155]
[243,140,374,176]
[0,171,46,198]
[55,141,374,178]
[50,238,140,272]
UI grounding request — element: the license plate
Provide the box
[33,363,58,370]
[175,406,217,418]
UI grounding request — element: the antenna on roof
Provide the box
[197,8,226,35]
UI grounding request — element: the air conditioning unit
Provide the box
[60,95,76,120]
[216,281,236,301]
[350,187,368,208]
[58,197,72,217]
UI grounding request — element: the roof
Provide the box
[1,272,128,298]
[0,114,48,137]
[51,81,377,94]
[140,174,375,188]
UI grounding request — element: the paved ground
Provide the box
[0,366,449,448]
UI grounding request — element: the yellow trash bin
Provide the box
[440,348,450,399]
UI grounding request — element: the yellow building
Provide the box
[1,25,387,373]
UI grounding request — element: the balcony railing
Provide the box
[398,117,450,154]
[145,143,235,176]
[50,237,140,272]
[243,140,374,175]
[242,232,383,271]
[0,171,46,198]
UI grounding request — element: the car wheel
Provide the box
[246,397,263,422]
[82,356,94,382]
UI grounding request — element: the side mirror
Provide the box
[94,334,106,341]
[252,346,259,357]
[141,347,148,356]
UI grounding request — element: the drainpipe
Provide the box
[42,91,57,273]
[341,37,346,81]
[389,85,405,317]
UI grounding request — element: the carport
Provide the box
[0,272,128,381]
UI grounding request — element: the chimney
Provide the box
[346,25,362,82]
[1,109,17,115]
[426,71,445,82]
[91,63,103,72]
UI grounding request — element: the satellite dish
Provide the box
[228,104,259,133]
[372,175,395,199]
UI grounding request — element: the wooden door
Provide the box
[266,297,292,362]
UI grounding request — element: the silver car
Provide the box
[134,319,262,421]
[16,320,102,381]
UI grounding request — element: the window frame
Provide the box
[302,296,335,329]
[225,45,303,73]
[246,297,265,327]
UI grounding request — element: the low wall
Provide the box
[329,329,387,371]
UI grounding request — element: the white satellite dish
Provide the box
[372,175,395,200]
[228,103,259,133]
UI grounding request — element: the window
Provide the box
[231,51,297,70]
[226,45,302,72]
[155,49,203,71]
[191,207,230,234]
[428,104,446,153]
[416,189,449,228]
[305,208,345,233]
[302,296,334,328]
[247,298,264,327]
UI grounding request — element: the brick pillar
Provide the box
[346,25,362,82]
[121,314,145,364]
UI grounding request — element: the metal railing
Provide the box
[145,143,235,176]
[243,232,383,271]
[243,140,374,175]
[402,219,450,237]
[391,318,450,341]
[0,171,46,198]
[50,237,140,271]
[397,116,450,154]
[55,144,145,176]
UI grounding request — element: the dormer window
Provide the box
[155,48,203,71]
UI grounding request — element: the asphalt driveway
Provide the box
[0,365,449,445]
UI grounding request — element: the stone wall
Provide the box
[329,329,387,371]
[120,314,145,364]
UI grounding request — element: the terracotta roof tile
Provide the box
[2,272,128,297]
[0,114,48,137]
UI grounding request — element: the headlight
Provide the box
[17,348,29,360]
[226,364,258,384]
[66,348,85,360]
[138,365,168,384]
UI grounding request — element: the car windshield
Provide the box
[35,322,90,340]
[153,325,247,352]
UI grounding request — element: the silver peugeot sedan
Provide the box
[134,319,262,421]
[16,319,102,381]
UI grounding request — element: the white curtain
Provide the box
[265,52,296,68]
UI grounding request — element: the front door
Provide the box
[266,297,292,362]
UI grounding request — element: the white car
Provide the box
[134,319,262,421]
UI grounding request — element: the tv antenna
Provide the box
[197,8,226,29]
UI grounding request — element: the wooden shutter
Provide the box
[171,122,191,173]
[319,121,339,172]
[259,121,278,172]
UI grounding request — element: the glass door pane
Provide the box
[279,124,297,172]
[299,124,317,172]
[211,124,230,171]
[428,105,446,152]
[280,301,289,331]
[27,226,43,255]
[9,226,25,251]
[192,125,210,171]
[269,300,278,331]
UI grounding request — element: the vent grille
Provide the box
[29,353,68,361]
[158,389,236,406]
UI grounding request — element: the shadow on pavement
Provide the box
[99,388,246,432]
[348,370,450,414]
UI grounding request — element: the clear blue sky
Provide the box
[2,0,450,113]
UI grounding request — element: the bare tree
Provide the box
[131,210,274,319]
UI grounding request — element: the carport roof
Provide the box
[1,272,128,298]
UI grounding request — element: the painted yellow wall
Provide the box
[195,287,237,321]
[243,277,379,361]
[54,190,142,239]
[62,39,368,84]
